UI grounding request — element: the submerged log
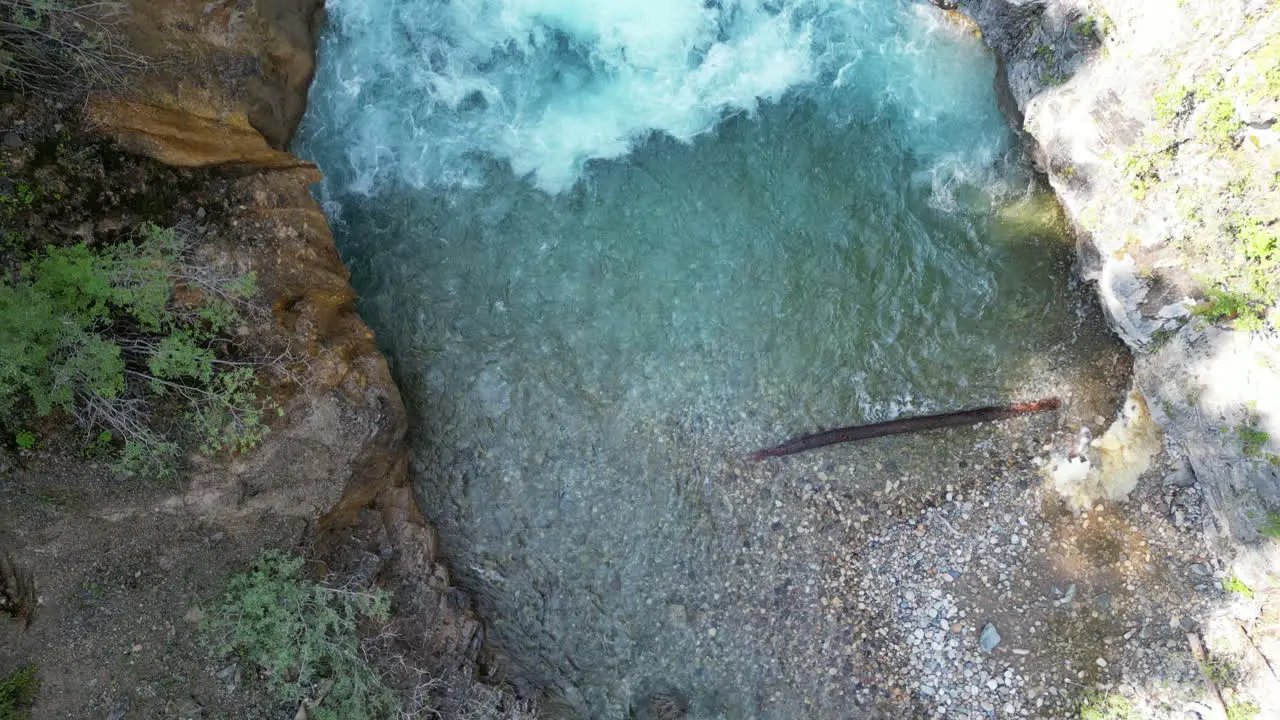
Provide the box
[748,397,1062,461]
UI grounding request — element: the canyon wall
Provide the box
[958,0,1280,576]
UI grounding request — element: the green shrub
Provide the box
[1239,424,1270,457]
[0,223,273,478]
[1194,71,1225,97]
[1194,288,1266,332]
[1246,37,1280,101]
[1226,699,1260,720]
[1202,658,1240,687]
[1074,15,1110,43]
[1119,134,1176,199]
[1222,573,1255,599]
[0,665,39,720]
[1235,217,1278,262]
[202,551,398,720]
[1198,96,1243,148]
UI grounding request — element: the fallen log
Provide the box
[748,397,1062,461]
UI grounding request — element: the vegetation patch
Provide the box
[1197,95,1243,148]
[0,223,276,479]
[1222,573,1255,599]
[1074,13,1113,44]
[1244,36,1280,101]
[1077,691,1135,720]
[202,551,398,720]
[1123,53,1280,333]
[1154,82,1191,125]
[1185,211,1278,332]
[0,665,39,720]
[1238,422,1270,457]
[1202,657,1241,687]
[1119,133,1177,199]
[1226,699,1260,720]
[1260,511,1280,539]
[1194,288,1267,332]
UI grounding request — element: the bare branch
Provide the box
[0,0,149,93]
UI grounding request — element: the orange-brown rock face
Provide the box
[86,0,412,533]
[86,99,307,169]
[120,0,323,150]
[168,162,411,535]
[1,5,508,716]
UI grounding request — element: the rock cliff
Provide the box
[958,0,1280,567]
[76,0,412,546]
[1,1,501,715]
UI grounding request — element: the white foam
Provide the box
[306,0,1009,194]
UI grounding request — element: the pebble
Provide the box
[980,623,1002,652]
[667,422,1224,718]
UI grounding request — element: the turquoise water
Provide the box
[294,1,1123,716]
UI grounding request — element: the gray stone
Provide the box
[1163,466,1196,487]
[979,623,1002,652]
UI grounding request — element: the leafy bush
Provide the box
[202,551,398,720]
[0,0,146,92]
[1235,217,1277,263]
[0,665,39,720]
[1194,288,1266,332]
[1238,423,1270,457]
[1246,37,1280,102]
[0,223,274,478]
[1119,133,1176,199]
[1074,15,1110,44]
[1183,213,1277,338]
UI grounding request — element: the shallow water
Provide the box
[294,1,1127,716]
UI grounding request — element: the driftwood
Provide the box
[748,397,1062,461]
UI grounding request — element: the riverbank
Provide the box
[2,0,1277,717]
[955,0,1280,714]
[0,1,525,716]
